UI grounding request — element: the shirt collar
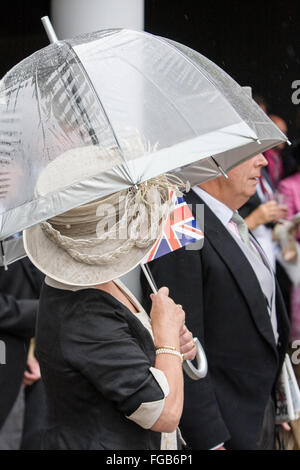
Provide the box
[192,185,234,227]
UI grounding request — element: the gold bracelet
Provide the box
[155,345,177,351]
[155,348,184,363]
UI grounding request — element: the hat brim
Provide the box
[23,224,157,286]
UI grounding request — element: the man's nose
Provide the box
[254,153,268,167]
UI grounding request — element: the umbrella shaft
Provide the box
[41,16,58,44]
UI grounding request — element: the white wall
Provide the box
[51,0,144,40]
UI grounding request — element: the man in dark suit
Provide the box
[143,153,289,450]
[0,256,44,449]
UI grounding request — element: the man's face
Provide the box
[225,153,268,201]
[199,153,268,210]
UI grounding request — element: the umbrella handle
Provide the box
[141,264,207,381]
[182,337,208,380]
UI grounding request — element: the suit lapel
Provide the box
[185,190,278,355]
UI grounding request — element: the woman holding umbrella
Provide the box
[23,144,196,450]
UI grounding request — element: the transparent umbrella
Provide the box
[0,24,288,249]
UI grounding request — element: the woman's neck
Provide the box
[95,281,115,294]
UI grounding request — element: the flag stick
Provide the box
[141,262,208,380]
[140,263,158,294]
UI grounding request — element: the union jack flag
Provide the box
[144,190,204,263]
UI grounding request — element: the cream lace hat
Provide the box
[23,141,180,286]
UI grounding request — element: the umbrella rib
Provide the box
[61,49,93,145]
[64,48,99,145]
[34,68,47,153]
[4,59,27,113]
[11,73,23,113]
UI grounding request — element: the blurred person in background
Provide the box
[253,94,296,188]
[278,140,300,385]
[253,94,268,114]
[264,115,296,188]
[0,255,45,450]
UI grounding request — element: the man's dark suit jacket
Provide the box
[0,258,44,428]
[142,190,289,450]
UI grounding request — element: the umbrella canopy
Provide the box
[0,28,287,242]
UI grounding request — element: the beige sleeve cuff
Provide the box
[126,367,170,429]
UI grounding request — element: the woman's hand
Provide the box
[245,201,280,230]
[179,325,197,361]
[150,287,185,349]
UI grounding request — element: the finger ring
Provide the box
[177,304,182,309]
